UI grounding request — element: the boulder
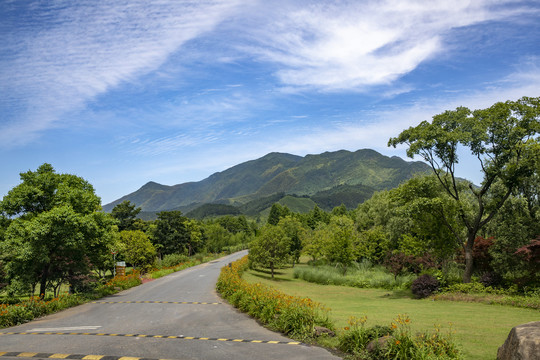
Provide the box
[498,321,540,360]
[366,335,393,353]
[313,326,335,337]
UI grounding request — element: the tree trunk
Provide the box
[270,262,274,279]
[39,264,50,299]
[463,235,475,283]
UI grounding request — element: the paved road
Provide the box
[0,251,340,360]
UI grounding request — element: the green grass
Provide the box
[294,263,415,290]
[243,264,539,360]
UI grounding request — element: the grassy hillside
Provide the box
[104,149,430,213]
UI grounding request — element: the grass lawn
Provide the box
[243,265,539,360]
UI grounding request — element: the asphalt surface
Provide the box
[0,251,340,360]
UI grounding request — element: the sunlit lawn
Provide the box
[243,264,539,360]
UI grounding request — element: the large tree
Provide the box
[152,211,202,256]
[0,164,114,297]
[111,200,141,231]
[249,225,290,279]
[388,96,540,282]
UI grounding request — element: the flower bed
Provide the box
[216,256,332,340]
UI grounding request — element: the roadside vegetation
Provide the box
[0,164,253,327]
[240,264,538,360]
[228,98,540,359]
[1,97,539,356]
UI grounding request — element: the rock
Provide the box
[498,321,540,360]
[366,335,393,353]
[314,326,335,337]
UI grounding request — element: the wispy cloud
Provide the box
[0,0,243,147]
[237,0,533,91]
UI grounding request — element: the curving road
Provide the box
[0,251,340,360]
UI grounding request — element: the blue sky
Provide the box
[1,0,540,205]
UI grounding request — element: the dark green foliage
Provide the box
[103,149,430,214]
[267,203,290,225]
[238,193,286,216]
[215,215,251,234]
[111,200,141,231]
[161,253,190,268]
[312,184,375,211]
[152,211,191,256]
[185,203,241,219]
[0,164,114,298]
[249,225,291,278]
[411,274,440,299]
[479,271,502,288]
[389,96,540,282]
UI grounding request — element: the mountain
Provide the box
[103,149,430,214]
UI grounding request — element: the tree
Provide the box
[152,211,191,256]
[278,215,305,267]
[249,225,290,278]
[267,203,290,225]
[203,223,231,253]
[111,200,141,231]
[324,216,357,274]
[118,230,156,271]
[389,96,540,282]
[0,164,114,297]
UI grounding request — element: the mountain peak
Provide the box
[103,149,431,213]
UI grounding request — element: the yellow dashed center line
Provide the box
[0,332,304,346]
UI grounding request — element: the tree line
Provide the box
[0,166,255,299]
[250,97,540,288]
[1,96,538,299]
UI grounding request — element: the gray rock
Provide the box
[314,326,336,337]
[498,321,540,360]
[366,335,393,353]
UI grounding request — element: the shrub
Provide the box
[479,271,502,287]
[217,256,332,340]
[411,274,439,299]
[338,315,394,355]
[0,295,86,328]
[338,314,461,359]
[161,253,190,268]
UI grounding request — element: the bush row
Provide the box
[293,264,415,290]
[216,256,333,340]
[217,256,462,358]
[338,314,461,359]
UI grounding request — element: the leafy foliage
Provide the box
[111,200,142,231]
[0,164,115,298]
[249,225,291,278]
[411,274,440,299]
[118,230,156,271]
[216,256,332,340]
[389,96,540,282]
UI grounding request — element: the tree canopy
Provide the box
[0,164,114,297]
[388,96,540,282]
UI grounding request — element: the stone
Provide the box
[313,326,335,337]
[498,321,540,360]
[366,335,393,353]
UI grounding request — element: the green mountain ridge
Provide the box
[103,149,431,214]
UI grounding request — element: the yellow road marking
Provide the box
[49,354,71,359]
[17,353,38,357]
[82,355,104,360]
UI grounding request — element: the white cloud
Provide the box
[0,0,244,147]
[239,0,531,91]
